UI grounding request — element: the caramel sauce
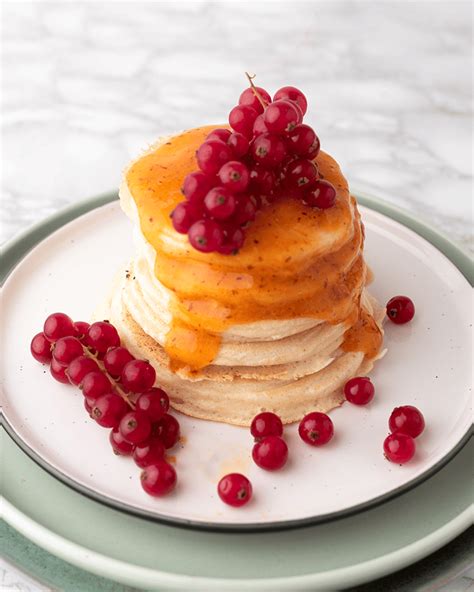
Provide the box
[126,126,382,371]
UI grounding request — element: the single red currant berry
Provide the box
[52,336,84,367]
[251,133,287,168]
[383,433,416,464]
[389,406,425,438]
[252,436,288,471]
[196,140,233,175]
[206,128,231,143]
[73,321,90,341]
[344,377,375,405]
[171,201,201,234]
[273,86,308,115]
[217,224,245,255]
[109,427,134,456]
[103,346,134,379]
[86,321,120,356]
[305,180,337,209]
[133,437,166,468]
[204,187,237,220]
[299,412,334,446]
[232,194,257,226]
[238,86,271,114]
[287,124,320,158]
[119,410,152,445]
[227,132,249,158]
[228,105,258,138]
[386,296,415,325]
[218,161,250,194]
[263,100,301,134]
[121,360,156,393]
[140,460,177,497]
[43,312,75,342]
[81,371,111,401]
[253,114,269,137]
[250,412,283,441]
[181,171,213,204]
[154,413,180,449]
[217,473,252,507]
[50,358,70,384]
[91,393,128,428]
[284,159,319,191]
[248,166,276,197]
[136,387,169,422]
[188,219,224,253]
[30,332,52,364]
[66,355,99,386]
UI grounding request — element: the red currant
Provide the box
[284,158,319,191]
[109,427,134,455]
[171,201,201,234]
[86,321,120,356]
[248,166,276,198]
[154,413,180,449]
[50,358,69,384]
[73,321,90,341]
[206,128,231,143]
[287,124,320,158]
[273,86,308,115]
[252,436,288,471]
[217,473,252,507]
[52,336,83,367]
[67,355,99,386]
[264,100,301,134]
[43,312,75,342]
[140,460,177,497]
[182,171,213,204]
[386,296,415,325]
[84,397,94,416]
[253,114,269,137]
[299,412,334,446]
[228,105,258,138]
[119,410,152,445]
[232,195,257,226]
[218,161,250,194]
[91,393,128,428]
[188,219,224,253]
[196,140,233,175]
[136,387,169,422]
[30,332,52,363]
[250,412,283,441]
[251,133,287,168]
[217,224,245,255]
[383,433,416,464]
[389,406,425,438]
[103,346,134,379]
[238,86,271,114]
[204,187,237,220]
[305,180,336,209]
[344,377,375,405]
[133,437,165,468]
[121,360,156,393]
[81,371,111,401]
[227,132,249,158]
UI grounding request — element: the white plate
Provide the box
[1,200,472,529]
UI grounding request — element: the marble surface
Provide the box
[1,1,472,590]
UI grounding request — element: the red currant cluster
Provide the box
[30,312,180,497]
[217,409,334,507]
[171,79,336,255]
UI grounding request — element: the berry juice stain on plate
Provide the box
[1,74,472,529]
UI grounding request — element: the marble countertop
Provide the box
[1,1,472,590]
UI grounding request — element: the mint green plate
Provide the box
[1,192,473,590]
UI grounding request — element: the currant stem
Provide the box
[245,72,268,110]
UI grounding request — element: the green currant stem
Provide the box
[245,72,268,110]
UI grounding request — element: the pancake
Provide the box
[98,126,385,425]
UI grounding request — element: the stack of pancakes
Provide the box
[98,127,384,426]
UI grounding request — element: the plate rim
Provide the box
[1,191,473,533]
